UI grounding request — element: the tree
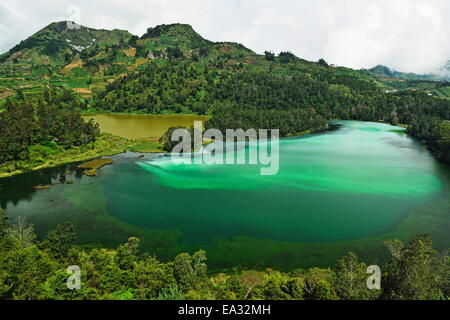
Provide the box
[264,51,275,61]
[134,255,176,299]
[40,222,77,259]
[0,245,56,300]
[173,250,208,291]
[318,58,329,67]
[383,234,447,300]
[157,285,183,300]
[129,35,139,47]
[240,271,264,299]
[333,252,381,300]
[310,280,336,300]
[300,268,338,300]
[278,51,296,63]
[40,268,92,300]
[199,46,210,57]
[0,210,8,238]
[16,89,24,100]
[159,126,196,153]
[388,109,399,125]
[0,88,100,164]
[167,46,184,59]
[115,237,140,270]
[8,217,36,248]
[258,271,303,300]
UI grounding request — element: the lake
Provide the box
[82,113,210,139]
[1,120,449,270]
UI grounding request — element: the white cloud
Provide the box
[0,0,449,73]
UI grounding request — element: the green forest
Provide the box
[0,22,450,302]
[92,58,450,162]
[1,22,449,163]
[0,88,99,165]
[0,210,448,300]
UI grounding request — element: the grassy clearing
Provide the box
[438,87,450,99]
[77,158,114,176]
[128,139,164,153]
[0,86,14,99]
[0,133,165,178]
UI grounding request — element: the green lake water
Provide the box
[1,121,449,270]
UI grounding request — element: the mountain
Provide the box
[0,21,448,102]
[369,63,450,82]
[367,63,450,99]
[0,22,137,98]
[136,23,254,59]
[369,65,431,80]
[0,21,132,66]
[140,23,212,53]
[434,60,450,80]
[0,21,448,164]
[0,22,266,99]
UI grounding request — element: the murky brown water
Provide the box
[83,114,209,139]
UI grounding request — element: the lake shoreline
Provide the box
[0,119,403,179]
[0,117,333,179]
[0,134,163,179]
[2,120,448,271]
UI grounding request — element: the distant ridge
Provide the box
[1,20,448,80]
[368,62,450,82]
[0,21,133,65]
[0,21,448,101]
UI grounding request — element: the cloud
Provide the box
[0,0,449,74]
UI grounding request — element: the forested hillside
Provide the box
[0,210,448,300]
[367,65,450,98]
[0,22,132,66]
[0,88,99,165]
[93,52,450,160]
[1,22,450,162]
[0,22,450,302]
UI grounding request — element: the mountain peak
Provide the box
[369,65,395,77]
[369,63,450,81]
[143,23,199,38]
[45,21,84,31]
[138,23,211,54]
[0,21,133,65]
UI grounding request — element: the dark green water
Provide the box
[1,121,449,269]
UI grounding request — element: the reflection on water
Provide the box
[0,163,81,209]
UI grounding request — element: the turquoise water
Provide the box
[105,121,444,243]
[1,121,449,269]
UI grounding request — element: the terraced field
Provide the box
[433,86,450,100]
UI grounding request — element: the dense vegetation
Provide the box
[159,126,198,152]
[0,88,99,164]
[1,22,450,301]
[93,60,219,114]
[86,23,450,158]
[0,210,448,300]
[93,56,450,160]
[1,22,449,161]
[408,117,450,163]
[0,22,132,66]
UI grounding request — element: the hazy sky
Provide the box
[1,0,449,73]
